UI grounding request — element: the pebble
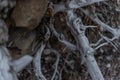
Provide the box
[106,63,111,68]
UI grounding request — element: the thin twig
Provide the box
[33,42,47,80]
[50,49,60,80]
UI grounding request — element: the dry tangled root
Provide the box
[0,0,120,80]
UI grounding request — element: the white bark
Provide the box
[0,46,18,80]
[53,0,105,13]
[66,10,104,80]
[33,42,47,80]
[0,19,33,80]
[80,8,120,38]
[50,49,60,80]
[33,25,50,80]
[12,55,33,72]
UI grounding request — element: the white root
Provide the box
[11,55,33,73]
[50,49,60,80]
[66,9,104,80]
[0,19,33,80]
[0,0,119,80]
[80,8,120,38]
[33,26,50,80]
[0,19,18,80]
[33,42,47,80]
[0,46,18,80]
[53,0,105,13]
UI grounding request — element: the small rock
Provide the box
[99,48,104,53]
[12,0,48,30]
[112,49,116,53]
[106,56,112,61]
[106,63,111,68]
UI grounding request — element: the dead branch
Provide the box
[33,26,50,80]
[53,0,105,13]
[80,8,120,38]
[0,19,18,80]
[11,55,33,72]
[0,46,18,80]
[66,9,104,80]
[50,49,60,80]
[33,42,46,80]
[0,19,33,80]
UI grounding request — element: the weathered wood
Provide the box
[0,19,33,80]
[33,42,47,80]
[66,9,104,80]
[33,26,50,80]
[53,0,105,13]
[80,8,120,38]
[0,19,18,80]
[0,45,33,80]
[0,46,18,80]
